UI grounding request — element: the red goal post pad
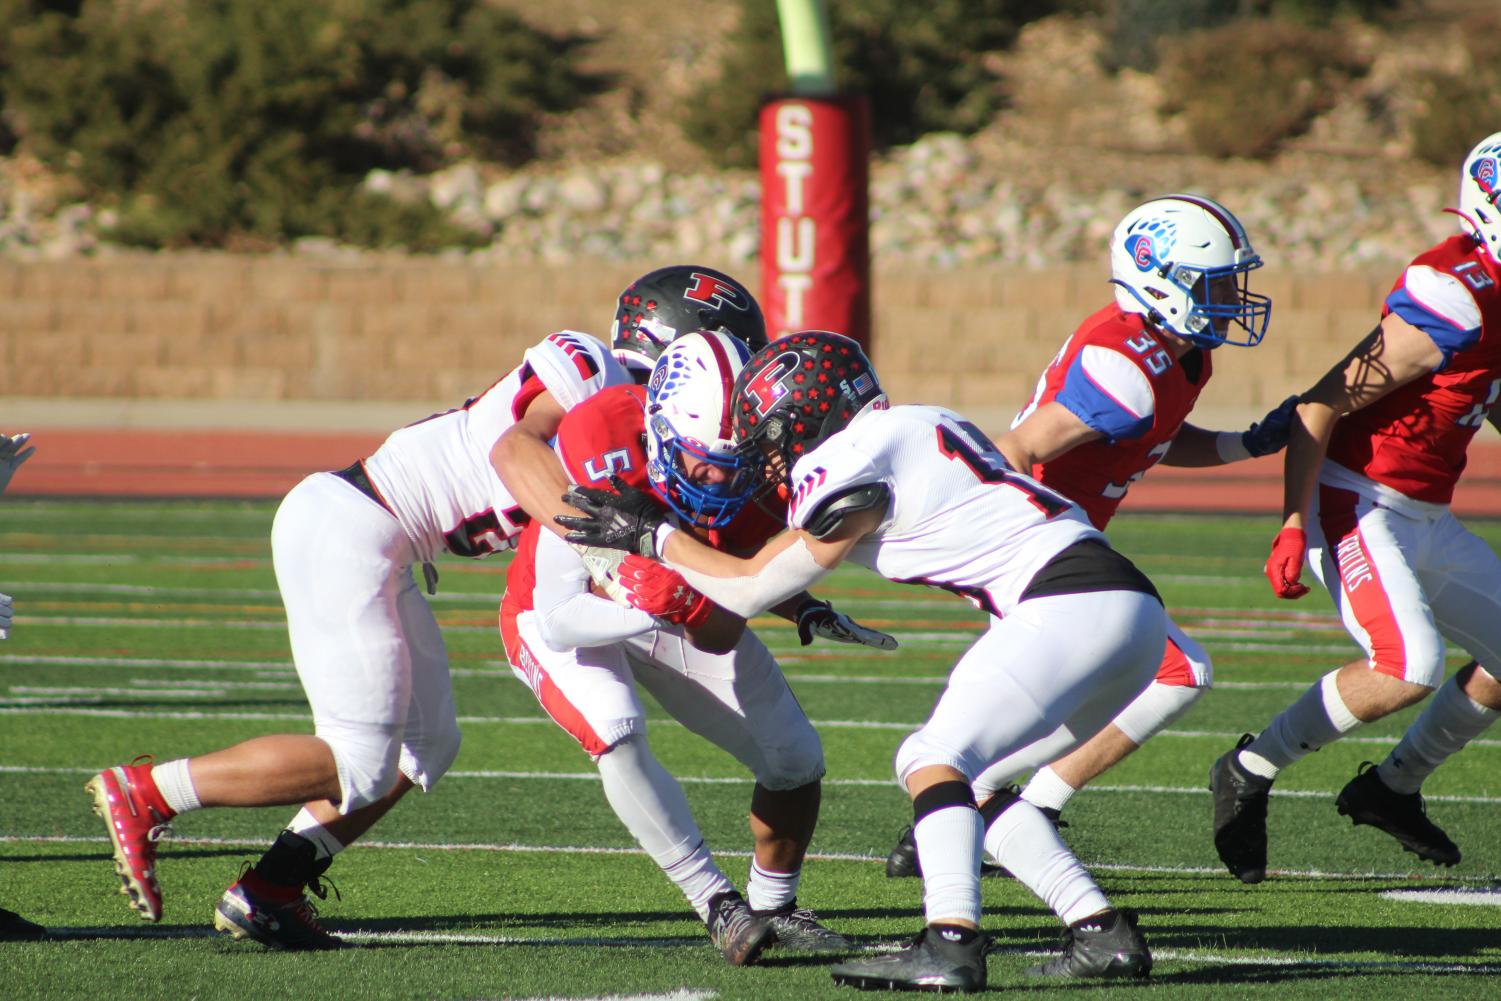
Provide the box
[758,94,871,348]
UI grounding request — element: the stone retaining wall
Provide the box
[0,254,1394,424]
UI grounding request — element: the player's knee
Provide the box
[894,730,968,786]
[1113,681,1205,744]
[1372,634,1445,689]
[399,721,463,792]
[317,722,404,813]
[754,722,825,791]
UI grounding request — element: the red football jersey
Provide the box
[1018,304,1213,529]
[1327,234,1501,503]
[501,382,780,612]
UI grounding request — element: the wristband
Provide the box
[1215,430,1253,463]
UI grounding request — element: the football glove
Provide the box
[1265,526,1311,599]
[1241,396,1300,458]
[0,592,12,641]
[616,554,712,627]
[557,476,668,558]
[0,432,34,496]
[795,598,898,650]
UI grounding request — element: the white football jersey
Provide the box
[786,405,1102,615]
[363,331,629,561]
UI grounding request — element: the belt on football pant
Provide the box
[330,460,392,514]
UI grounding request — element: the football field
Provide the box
[1,499,1498,1000]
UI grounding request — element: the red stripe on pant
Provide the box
[1318,484,1406,679]
[1152,635,1196,687]
[500,607,611,756]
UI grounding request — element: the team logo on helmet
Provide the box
[739,350,800,419]
[1472,156,1499,196]
[684,272,749,312]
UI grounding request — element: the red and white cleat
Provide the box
[85,758,175,922]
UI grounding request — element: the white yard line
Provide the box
[3,763,1498,803]
[4,833,1495,885]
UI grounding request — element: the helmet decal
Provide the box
[1110,195,1268,348]
[684,272,751,312]
[1471,156,1498,196]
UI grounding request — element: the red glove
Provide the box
[1265,526,1311,599]
[616,554,713,627]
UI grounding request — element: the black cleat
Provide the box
[831,924,988,993]
[756,901,851,952]
[0,907,46,940]
[213,868,344,951]
[883,826,1015,880]
[1336,762,1461,866]
[1026,909,1151,979]
[706,891,773,966]
[1209,734,1272,884]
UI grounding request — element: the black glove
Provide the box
[795,598,898,650]
[556,475,668,558]
[1241,395,1301,458]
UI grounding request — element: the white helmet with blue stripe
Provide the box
[1109,194,1271,349]
[644,329,759,528]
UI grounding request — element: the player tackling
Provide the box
[562,331,1169,992]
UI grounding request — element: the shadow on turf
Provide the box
[1146,922,1501,960]
[4,846,248,864]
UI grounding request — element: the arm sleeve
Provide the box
[532,527,656,651]
[1055,344,1156,442]
[1384,266,1483,369]
[671,537,831,618]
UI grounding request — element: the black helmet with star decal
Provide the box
[731,331,887,487]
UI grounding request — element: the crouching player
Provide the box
[501,331,880,964]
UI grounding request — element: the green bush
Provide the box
[681,0,1064,168]
[1408,10,1501,169]
[0,0,602,248]
[1157,18,1368,159]
[1104,0,1396,73]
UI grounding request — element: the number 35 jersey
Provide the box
[1328,234,1501,504]
[786,405,1101,616]
[363,331,629,561]
[1013,304,1212,530]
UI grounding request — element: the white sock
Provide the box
[597,736,733,920]
[1020,766,1077,814]
[288,807,345,861]
[1242,670,1362,777]
[746,861,800,913]
[1110,681,1204,745]
[984,801,1108,926]
[913,805,983,927]
[151,758,201,815]
[1377,669,1499,794]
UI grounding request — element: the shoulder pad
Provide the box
[802,482,891,540]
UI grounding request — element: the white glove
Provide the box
[796,598,898,650]
[0,592,12,640]
[0,433,35,496]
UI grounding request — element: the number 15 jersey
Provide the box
[785,405,1101,616]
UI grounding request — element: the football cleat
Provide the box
[1026,909,1151,979]
[1336,762,1461,867]
[830,924,989,993]
[213,865,344,951]
[756,901,851,952]
[1208,734,1272,884]
[85,757,175,921]
[0,907,46,940]
[705,891,773,966]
